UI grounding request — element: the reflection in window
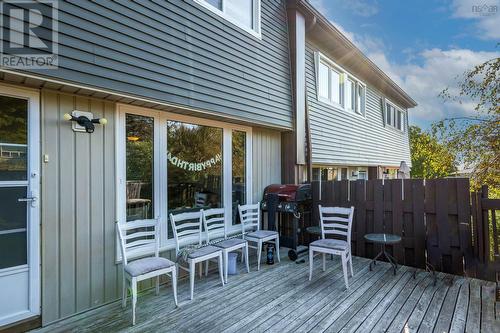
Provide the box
[232,130,246,224]
[0,96,28,181]
[167,121,223,236]
[126,114,154,221]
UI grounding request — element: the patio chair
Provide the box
[238,203,280,271]
[116,219,177,325]
[202,208,250,283]
[309,206,354,288]
[170,211,225,300]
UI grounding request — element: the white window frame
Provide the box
[384,98,405,132]
[116,104,253,260]
[315,52,366,117]
[194,0,262,39]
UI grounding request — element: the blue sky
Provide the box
[309,0,499,129]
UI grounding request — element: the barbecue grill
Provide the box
[261,184,312,260]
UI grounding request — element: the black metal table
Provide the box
[364,233,402,275]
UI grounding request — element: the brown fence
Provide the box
[310,178,500,281]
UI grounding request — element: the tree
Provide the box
[409,125,457,179]
[437,55,499,191]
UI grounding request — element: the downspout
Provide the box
[304,16,316,182]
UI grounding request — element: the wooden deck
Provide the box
[33,255,499,333]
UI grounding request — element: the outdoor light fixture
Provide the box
[63,111,107,133]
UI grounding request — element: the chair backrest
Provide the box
[238,202,260,234]
[169,211,203,253]
[202,208,226,243]
[318,205,355,245]
[116,219,159,266]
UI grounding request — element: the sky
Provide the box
[309,0,500,129]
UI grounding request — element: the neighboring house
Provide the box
[285,1,417,183]
[0,0,416,329]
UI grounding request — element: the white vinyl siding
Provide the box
[307,42,411,168]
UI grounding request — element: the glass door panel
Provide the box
[167,121,223,237]
[232,130,246,224]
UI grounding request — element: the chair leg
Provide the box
[131,278,137,325]
[171,268,178,307]
[341,256,349,289]
[275,236,281,263]
[189,261,196,300]
[309,249,313,281]
[218,253,225,286]
[322,253,326,272]
[122,274,127,308]
[224,251,229,284]
[349,253,354,277]
[241,248,245,263]
[198,262,202,278]
[257,241,262,271]
[155,276,160,296]
[245,245,250,273]
[205,261,209,277]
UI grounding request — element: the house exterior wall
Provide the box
[305,41,412,168]
[23,0,293,129]
[39,90,282,324]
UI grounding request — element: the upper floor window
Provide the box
[315,52,366,116]
[385,100,405,131]
[195,0,261,37]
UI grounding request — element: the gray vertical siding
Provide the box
[41,91,118,324]
[305,41,412,167]
[22,0,293,129]
[252,128,282,203]
[40,92,282,324]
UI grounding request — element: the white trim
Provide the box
[116,104,253,261]
[0,84,40,325]
[193,0,262,39]
[314,51,367,118]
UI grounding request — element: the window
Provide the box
[117,106,252,254]
[195,0,261,37]
[125,114,154,221]
[315,52,366,115]
[385,100,405,131]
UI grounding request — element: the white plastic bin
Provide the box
[227,252,238,275]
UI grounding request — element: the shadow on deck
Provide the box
[33,254,498,332]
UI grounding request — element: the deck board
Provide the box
[32,255,498,333]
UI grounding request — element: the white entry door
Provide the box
[0,85,40,326]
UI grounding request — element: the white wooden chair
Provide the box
[309,206,355,288]
[116,219,177,325]
[170,211,225,300]
[202,208,250,283]
[238,203,280,271]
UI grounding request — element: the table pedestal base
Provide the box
[369,243,398,275]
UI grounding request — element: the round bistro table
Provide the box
[364,233,402,275]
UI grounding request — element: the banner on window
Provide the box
[167,151,222,171]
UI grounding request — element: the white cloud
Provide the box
[328,22,499,128]
[451,0,500,39]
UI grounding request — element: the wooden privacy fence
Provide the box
[310,178,499,280]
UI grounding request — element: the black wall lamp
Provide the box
[63,111,107,133]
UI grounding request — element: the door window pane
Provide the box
[232,130,246,224]
[0,96,28,181]
[318,62,329,100]
[226,0,253,29]
[126,114,154,221]
[167,121,223,236]
[0,186,27,269]
[331,70,341,104]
